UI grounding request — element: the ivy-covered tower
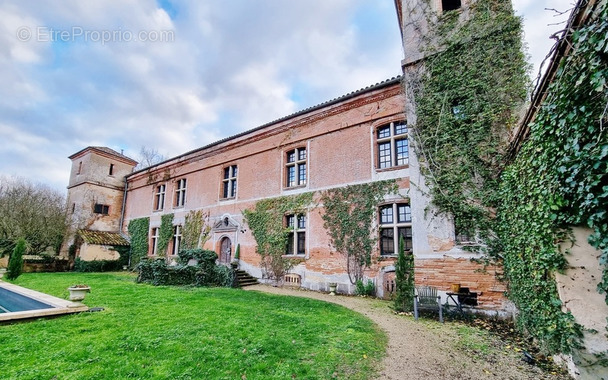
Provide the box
[394,0,528,307]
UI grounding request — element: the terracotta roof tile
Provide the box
[78,230,130,246]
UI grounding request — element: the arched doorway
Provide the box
[219,237,232,264]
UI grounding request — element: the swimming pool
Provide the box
[0,286,54,313]
[0,281,88,322]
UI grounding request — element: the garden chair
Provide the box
[413,285,443,323]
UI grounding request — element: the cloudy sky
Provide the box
[0,0,575,192]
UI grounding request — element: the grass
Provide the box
[0,273,386,379]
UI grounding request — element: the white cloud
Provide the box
[1,0,570,193]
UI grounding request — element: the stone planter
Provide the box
[68,285,90,302]
[329,282,337,296]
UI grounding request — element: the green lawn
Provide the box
[0,273,386,380]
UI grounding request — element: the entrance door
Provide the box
[220,237,231,264]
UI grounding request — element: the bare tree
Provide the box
[135,146,166,170]
[0,176,69,256]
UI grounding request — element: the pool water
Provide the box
[0,286,54,313]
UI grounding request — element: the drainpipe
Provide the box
[118,176,130,266]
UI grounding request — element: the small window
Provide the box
[154,184,166,211]
[379,203,412,255]
[442,0,461,12]
[222,165,238,199]
[77,162,82,175]
[174,179,187,207]
[376,121,408,169]
[172,225,182,256]
[151,228,160,256]
[93,203,109,215]
[154,184,167,211]
[286,148,307,188]
[71,203,76,214]
[286,214,306,255]
[109,164,114,176]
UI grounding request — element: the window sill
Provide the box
[282,254,306,259]
[220,197,236,201]
[284,184,307,191]
[375,165,409,173]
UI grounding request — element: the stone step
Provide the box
[234,269,258,288]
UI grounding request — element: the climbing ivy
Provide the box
[412,0,528,244]
[243,192,313,283]
[157,213,174,256]
[496,2,607,354]
[182,210,211,250]
[320,180,398,284]
[127,217,149,267]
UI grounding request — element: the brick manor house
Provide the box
[62,0,508,311]
[62,75,506,309]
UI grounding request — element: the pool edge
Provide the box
[0,281,89,322]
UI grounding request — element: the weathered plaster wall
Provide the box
[79,243,121,261]
[556,227,608,378]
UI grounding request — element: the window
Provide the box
[379,203,412,256]
[109,164,114,176]
[222,165,238,199]
[286,148,307,188]
[377,121,408,169]
[151,227,160,256]
[171,225,182,256]
[285,214,306,255]
[93,203,109,215]
[154,184,166,211]
[442,0,461,11]
[71,203,75,214]
[77,162,82,175]
[174,178,186,207]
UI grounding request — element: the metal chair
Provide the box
[413,285,443,323]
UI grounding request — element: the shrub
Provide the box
[73,258,122,272]
[394,236,415,312]
[355,279,375,297]
[136,251,233,288]
[7,238,26,280]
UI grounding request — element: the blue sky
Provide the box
[0,0,575,192]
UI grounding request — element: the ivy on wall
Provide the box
[127,217,149,267]
[243,192,313,282]
[412,0,528,244]
[320,180,398,284]
[496,2,607,354]
[157,213,174,256]
[181,210,211,250]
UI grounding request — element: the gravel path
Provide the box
[245,284,568,380]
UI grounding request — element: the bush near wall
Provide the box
[136,249,233,287]
[73,258,122,273]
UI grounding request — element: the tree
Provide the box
[394,236,415,312]
[6,238,26,280]
[0,176,68,256]
[135,146,166,170]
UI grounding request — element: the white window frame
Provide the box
[285,148,307,188]
[154,184,166,211]
[174,178,187,208]
[151,227,160,256]
[379,203,412,256]
[222,165,238,199]
[376,121,408,169]
[285,213,306,256]
[172,225,182,256]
